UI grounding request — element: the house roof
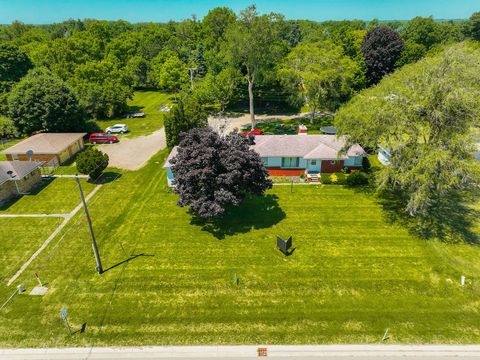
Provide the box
[163,135,366,168]
[0,161,42,186]
[163,146,178,168]
[252,135,365,160]
[1,133,86,155]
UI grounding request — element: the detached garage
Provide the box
[1,133,86,167]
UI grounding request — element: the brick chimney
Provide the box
[298,124,307,135]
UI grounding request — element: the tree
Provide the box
[361,26,404,85]
[279,40,360,122]
[223,5,285,128]
[76,147,109,180]
[171,127,272,219]
[194,44,207,76]
[466,12,480,41]
[69,59,133,118]
[8,68,84,135]
[403,17,441,50]
[336,43,480,222]
[202,7,237,51]
[164,95,207,148]
[0,43,32,92]
[153,52,189,92]
[395,40,427,67]
[125,55,150,88]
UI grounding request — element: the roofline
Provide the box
[0,133,86,155]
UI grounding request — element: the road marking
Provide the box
[6,185,102,286]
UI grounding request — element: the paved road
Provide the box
[98,128,166,170]
[2,345,480,359]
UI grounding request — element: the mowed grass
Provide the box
[94,91,174,138]
[0,217,63,283]
[0,150,480,346]
[0,178,95,214]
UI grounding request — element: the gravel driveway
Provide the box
[99,128,166,170]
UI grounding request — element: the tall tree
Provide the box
[279,40,359,122]
[466,12,480,41]
[171,127,272,219]
[164,94,207,148]
[0,43,32,89]
[8,68,84,134]
[336,43,480,221]
[361,26,404,85]
[223,5,285,128]
[403,17,441,50]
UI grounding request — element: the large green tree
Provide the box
[164,94,207,148]
[8,68,84,135]
[279,40,360,122]
[467,12,480,41]
[0,43,32,89]
[336,43,480,224]
[223,5,285,128]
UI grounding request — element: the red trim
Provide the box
[268,167,304,176]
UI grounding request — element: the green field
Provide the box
[0,178,95,214]
[0,150,479,347]
[94,91,174,138]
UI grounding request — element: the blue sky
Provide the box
[0,0,478,24]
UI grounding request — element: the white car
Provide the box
[106,124,129,134]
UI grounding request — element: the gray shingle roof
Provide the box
[163,135,366,168]
[252,135,365,160]
[0,161,42,186]
[1,133,86,155]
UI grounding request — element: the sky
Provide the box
[0,0,478,24]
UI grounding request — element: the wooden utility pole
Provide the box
[75,175,103,274]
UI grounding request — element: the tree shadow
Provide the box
[377,189,479,244]
[93,171,122,184]
[190,194,286,240]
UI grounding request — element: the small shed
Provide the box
[1,133,86,167]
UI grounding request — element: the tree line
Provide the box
[0,7,479,137]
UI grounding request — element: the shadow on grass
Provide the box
[377,189,479,244]
[93,171,122,184]
[190,194,285,240]
[0,177,55,211]
[103,253,155,273]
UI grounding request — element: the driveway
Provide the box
[99,128,166,171]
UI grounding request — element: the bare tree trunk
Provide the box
[248,73,256,129]
[310,104,316,125]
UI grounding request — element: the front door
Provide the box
[307,159,321,172]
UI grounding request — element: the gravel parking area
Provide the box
[99,128,166,170]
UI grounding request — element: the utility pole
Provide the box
[75,175,103,274]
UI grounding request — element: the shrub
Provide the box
[0,117,18,139]
[76,148,109,180]
[346,171,369,186]
[330,173,338,184]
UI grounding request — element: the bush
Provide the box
[346,171,369,187]
[76,148,109,180]
[0,117,18,139]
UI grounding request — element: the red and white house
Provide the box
[163,134,366,186]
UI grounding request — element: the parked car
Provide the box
[123,112,145,118]
[106,124,129,134]
[89,133,119,144]
[242,129,263,136]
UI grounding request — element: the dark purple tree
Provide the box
[171,127,272,219]
[361,26,404,85]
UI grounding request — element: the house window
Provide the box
[310,160,317,165]
[282,157,299,168]
[261,157,268,166]
[330,160,337,165]
[12,154,19,160]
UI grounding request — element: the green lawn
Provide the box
[0,217,63,283]
[94,91,174,138]
[1,149,480,347]
[0,177,95,214]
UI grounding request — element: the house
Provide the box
[163,134,366,187]
[0,161,42,203]
[1,133,86,167]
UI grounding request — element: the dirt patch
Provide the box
[99,128,166,170]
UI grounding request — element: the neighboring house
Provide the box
[0,161,42,203]
[1,133,86,167]
[163,134,366,187]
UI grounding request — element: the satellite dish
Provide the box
[6,170,14,178]
[26,150,34,161]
